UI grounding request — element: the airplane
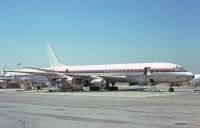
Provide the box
[1,65,50,86]
[0,78,6,83]
[4,44,195,92]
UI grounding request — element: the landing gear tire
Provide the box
[169,87,174,92]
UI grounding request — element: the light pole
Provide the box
[17,62,21,88]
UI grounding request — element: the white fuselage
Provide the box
[51,62,194,85]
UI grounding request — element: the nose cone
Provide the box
[187,72,195,81]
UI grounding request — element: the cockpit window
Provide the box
[174,66,186,72]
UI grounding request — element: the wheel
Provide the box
[169,87,174,92]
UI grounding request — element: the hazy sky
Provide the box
[0,0,200,73]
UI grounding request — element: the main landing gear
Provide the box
[105,82,118,91]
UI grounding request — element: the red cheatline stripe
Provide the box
[57,68,177,73]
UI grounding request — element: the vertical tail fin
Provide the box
[47,43,62,67]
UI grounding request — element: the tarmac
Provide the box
[0,85,200,128]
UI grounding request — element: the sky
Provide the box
[0,0,200,73]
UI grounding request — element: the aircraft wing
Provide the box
[0,77,13,80]
[5,70,55,75]
[4,70,66,79]
[66,73,127,82]
[5,69,127,82]
[24,67,55,72]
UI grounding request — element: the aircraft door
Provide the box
[144,67,151,76]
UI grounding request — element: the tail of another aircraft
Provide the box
[1,64,6,76]
[47,43,63,67]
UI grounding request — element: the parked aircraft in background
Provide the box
[0,79,6,83]
[0,78,7,88]
[1,66,49,85]
[3,44,194,92]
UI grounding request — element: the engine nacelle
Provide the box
[66,76,76,85]
[91,78,106,88]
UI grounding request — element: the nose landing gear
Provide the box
[169,83,175,92]
[168,87,174,92]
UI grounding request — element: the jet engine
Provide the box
[65,76,76,85]
[90,78,106,88]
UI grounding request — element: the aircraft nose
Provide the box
[192,75,195,80]
[188,72,195,81]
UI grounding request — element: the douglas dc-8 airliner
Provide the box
[4,44,194,92]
